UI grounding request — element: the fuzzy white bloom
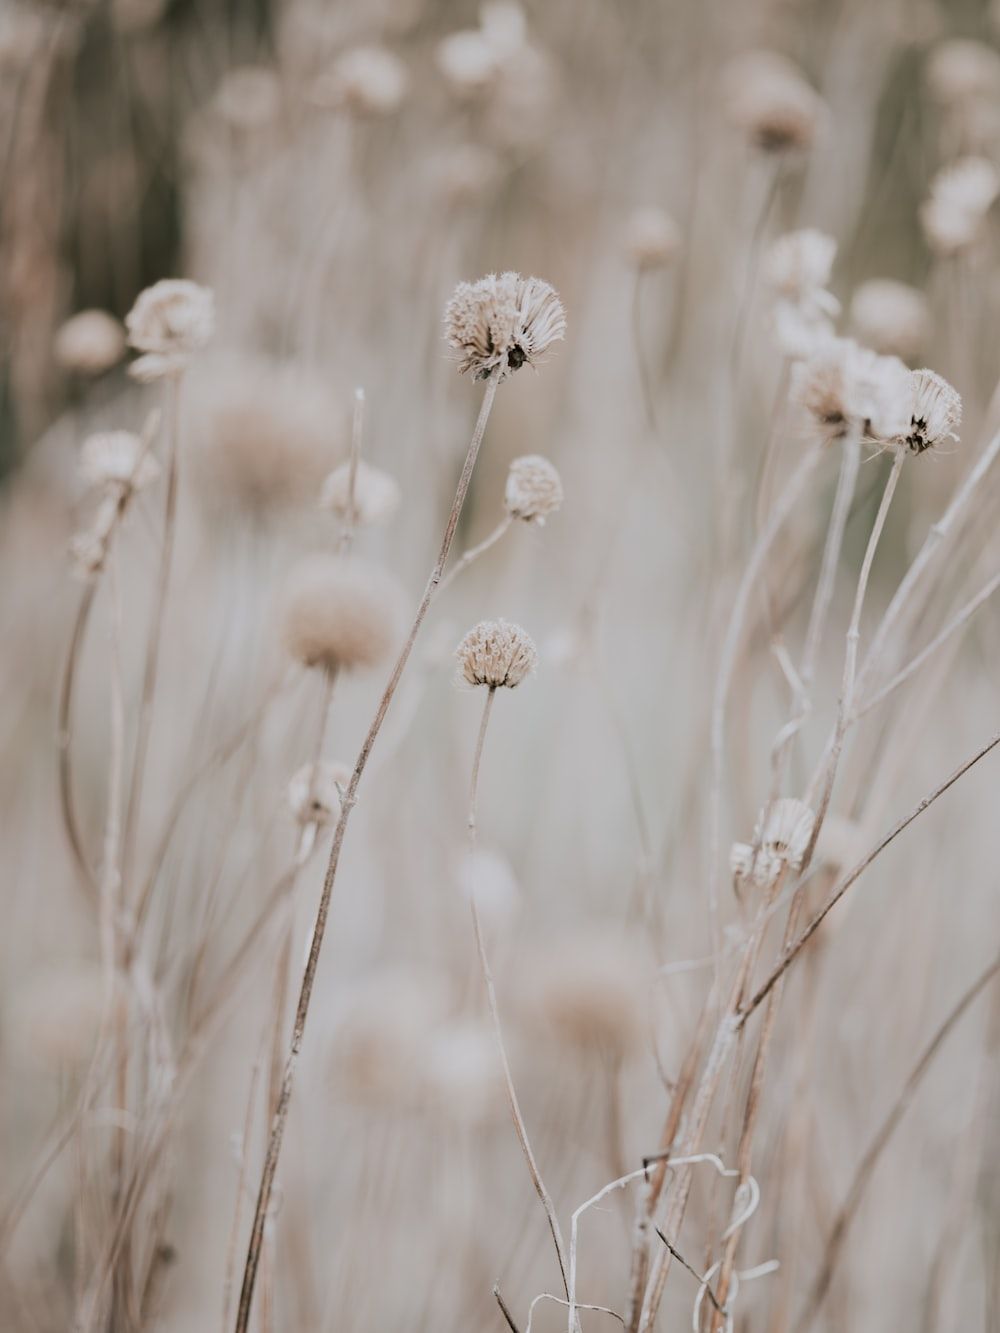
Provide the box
[311,45,409,116]
[723,49,825,153]
[282,555,403,673]
[901,369,962,453]
[436,29,499,95]
[422,1020,503,1124]
[504,454,563,523]
[792,338,912,443]
[624,206,682,269]
[54,310,126,376]
[849,279,931,362]
[457,847,520,928]
[921,156,1000,255]
[79,430,160,493]
[734,799,815,889]
[287,759,352,826]
[126,279,214,357]
[213,65,281,131]
[320,460,401,527]
[765,229,837,302]
[455,618,537,688]
[444,271,566,380]
[926,39,1000,107]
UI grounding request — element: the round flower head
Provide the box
[792,338,912,444]
[282,554,402,673]
[504,454,563,523]
[764,229,837,304]
[901,369,962,454]
[444,271,566,380]
[213,65,281,132]
[320,459,401,527]
[624,206,682,270]
[723,49,825,153]
[927,39,1000,107]
[436,29,500,96]
[455,618,537,688]
[849,279,931,363]
[79,430,160,493]
[526,929,648,1057]
[735,798,815,889]
[126,279,214,355]
[311,45,409,116]
[921,156,1000,255]
[54,309,126,376]
[287,759,352,826]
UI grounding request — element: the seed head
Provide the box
[213,65,281,132]
[623,206,682,269]
[927,39,1000,107]
[80,430,160,493]
[444,271,566,380]
[849,279,931,362]
[792,338,912,444]
[455,618,537,688]
[901,369,962,454]
[733,798,815,889]
[282,554,402,673]
[54,310,126,376]
[320,459,401,527]
[125,279,214,379]
[764,229,837,303]
[287,759,352,825]
[921,156,1000,255]
[504,454,563,524]
[311,45,409,116]
[723,49,825,153]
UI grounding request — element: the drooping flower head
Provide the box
[444,271,566,380]
[455,618,537,688]
[793,338,912,444]
[504,454,563,523]
[901,370,962,454]
[732,798,815,889]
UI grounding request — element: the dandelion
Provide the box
[281,554,403,673]
[310,45,409,116]
[901,369,962,454]
[624,206,682,270]
[286,759,352,826]
[125,278,214,380]
[849,278,931,362]
[444,271,566,380]
[54,310,126,376]
[792,338,912,444]
[455,619,537,688]
[723,49,825,153]
[504,455,563,524]
[920,156,1000,255]
[320,459,401,527]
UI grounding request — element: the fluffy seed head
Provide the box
[311,45,409,116]
[125,279,214,374]
[902,369,962,453]
[734,798,815,889]
[723,49,825,153]
[764,229,837,302]
[927,39,1000,107]
[504,454,563,523]
[320,459,401,527]
[54,310,126,376]
[849,279,932,362]
[287,759,352,825]
[282,555,402,673]
[79,430,160,493]
[921,156,1000,255]
[624,206,682,269]
[444,271,566,380]
[455,618,537,688]
[792,338,912,444]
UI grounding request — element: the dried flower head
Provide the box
[455,618,537,688]
[849,278,932,362]
[213,65,281,132]
[921,156,1000,255]
[504,454,563,524]
[54,309,126,376]
[282,554,402,673]
[927,39,1000,107]
[901,369,962,453]
[320,459,401,527]
[527,930,648,1056]
[79,430,160,493]
[723,49,825,153]
[623,206,682,269]
[436,29,499,95]
[792,338,912,444]
[125,279,214,379]
[764,229,837,304]
[444,271,566,380]
[734,798,815,889]
[311,45,409,116]
[287,759,352,825]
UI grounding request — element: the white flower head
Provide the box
[504,454,563,523]
[901,369,962,454]
[921,157,1000,255]
[444,271,566,380]
[793,338,912,443]
[320,460,401,527]
[80,430,160,493]
[455,618,537,688]
[125,279,214,359]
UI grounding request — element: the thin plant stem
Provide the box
[337,386,364,555]
[438,513,513,595]
[466,685,571,1296]
[793,953,1000,1333]
[233,369,501,1333]
[631,269,657,432]
[58,579,100,901]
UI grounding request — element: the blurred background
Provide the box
[2,0,1000,1330]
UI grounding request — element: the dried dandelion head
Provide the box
[723,49,825,153]
[849,279,931,362]
[320,459,401,527]
[921,156,1000,255]
[444,272,566,381]
[455,618,537,688]
[54,309,126,376]
[623,206,682,270]
[282,555,402,673]
[125,279,214,379]
[287,759,352,826]
[504,454,563,524]
[311,45,409,116]
[901,369,962,454]
[792,338,912,444]
[733,798,815,889]
[79,430,160,493]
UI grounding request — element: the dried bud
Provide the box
[320,460,401,527]
[444,271,566,380]
[921,157,1000,255]
[849,279,931,362]
[504,454,563,524]
[723,50,825,153]
[624,206,682,269]
[926,39,1000,107]
[125,279,214,372]
[764,229,837,303]
[287,759,352,825]
[282,555,403,673]
[54,310,126,376]
[455,618,537,688]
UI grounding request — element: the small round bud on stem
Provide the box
[455,618,537,688]
[282,554,403,673]
[504,454,563,524]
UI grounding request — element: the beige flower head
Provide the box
[282,554,402,673]
[213,65,281,132]
[723,49,825,153]
[287,759,352,826]
[926,39,1000,107]
[733,798,815,889]
[849,279,931,363]
[125,279,214,378]
[504,454,563,523]
[624,206,682,270]
[54,310,126,376]
[792,338,912,444]
[455,618,537,688]
[444,271,566,380]
[764,229,837,303]
[80,429,160,493]
[901,370,962,454]
[320,459,401,527]
[921,156,1000,255]
[311,45,409,116]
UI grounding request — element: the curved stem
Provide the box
[233,371,501,1333]
[58,579,100,901]
[438,514,513,595]
[631,269,657,432]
